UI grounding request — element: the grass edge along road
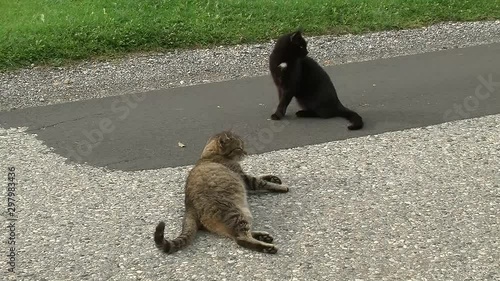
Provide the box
[1,0,499,71]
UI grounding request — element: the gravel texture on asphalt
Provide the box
[1,114,498,281]
[1,20,500,112]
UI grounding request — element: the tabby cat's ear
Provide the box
[217,138,224,148]
[218,134,229,148]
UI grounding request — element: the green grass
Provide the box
[1,0,499,71]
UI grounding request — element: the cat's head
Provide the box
[201,131,248,160]
[275,29,308,59]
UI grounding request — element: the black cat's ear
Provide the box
[290,28,303,41]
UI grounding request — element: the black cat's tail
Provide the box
[337,105,363,130]
[154,210,198,254]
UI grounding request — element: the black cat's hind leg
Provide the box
[295,110,319,118]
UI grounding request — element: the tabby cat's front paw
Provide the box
[252,231,274,243]
[260,175,282,184]
[278,185,290,193]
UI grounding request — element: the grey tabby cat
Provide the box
[154,131,289,254]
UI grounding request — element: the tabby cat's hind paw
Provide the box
[235,235,278,254]
[260,175,282,184]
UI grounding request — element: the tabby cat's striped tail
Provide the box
[154,211,198,254]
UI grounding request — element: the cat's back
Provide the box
[185,159,248,215]
[295,56,333,94]
[301,56,330,79]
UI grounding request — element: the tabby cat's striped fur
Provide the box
[154,131,289,254]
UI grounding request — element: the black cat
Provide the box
[268,30,363,130]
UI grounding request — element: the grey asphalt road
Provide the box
[1,43,499,171]
[1,42,499,281]
[1,115,498,281]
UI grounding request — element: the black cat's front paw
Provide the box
[271,113,281,120]
[295,110,308,117]
[296,110,317,118]
[260,175,282,184]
